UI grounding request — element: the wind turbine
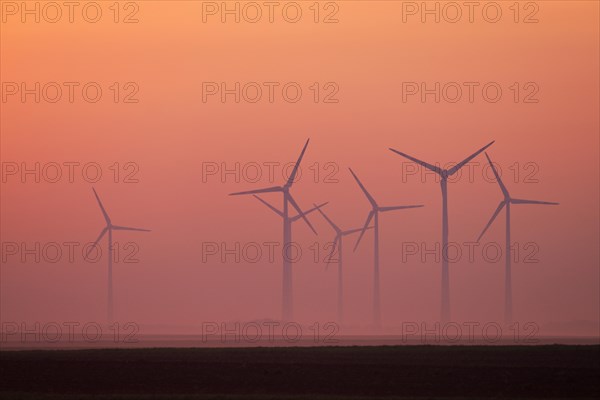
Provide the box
[85,188,150,322]
[315,204,371,324]
[389,141,494,323]
[349,168,424,328]
[477,152,558,325]
[229,139,317,322]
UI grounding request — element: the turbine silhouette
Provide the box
[315,204,371,325]
[389,141,494,323]
[349,168,424,328]
[477,152,558,325]
[229,139,317,321]
[85,188,150,322]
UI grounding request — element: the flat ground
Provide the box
[1,345,598,399]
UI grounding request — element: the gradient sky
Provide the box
[1,1,598,336]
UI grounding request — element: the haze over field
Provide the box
[1,1,598,343]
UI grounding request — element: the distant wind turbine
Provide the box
[477,152,558,325]
[389,141,494,323]
[229,139,317,322]
[349,168,424,328]
[315,204,370,324]
[85,188,150,322]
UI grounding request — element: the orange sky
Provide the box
[1,1,598,336]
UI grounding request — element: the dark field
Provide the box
[1,345,599,399]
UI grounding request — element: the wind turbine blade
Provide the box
[353,211,374,252]
[229,186,282,196]
[484,152,509,198]
[348,168,377,207]
[253,195,283,217]
[288,194,317,235]
[325,235,340,270]
[291,202,329,222]
[85,227,108,258]
[477,201,506,242]
[342,226,372,236]
[286,138,310,187]
[112,225,151,232]
[389,148,442,175]
[92,188,111,224]
[511,198,559,205]
[379,205,424,212]
[314,203,341,233]
[448,141,495,176]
